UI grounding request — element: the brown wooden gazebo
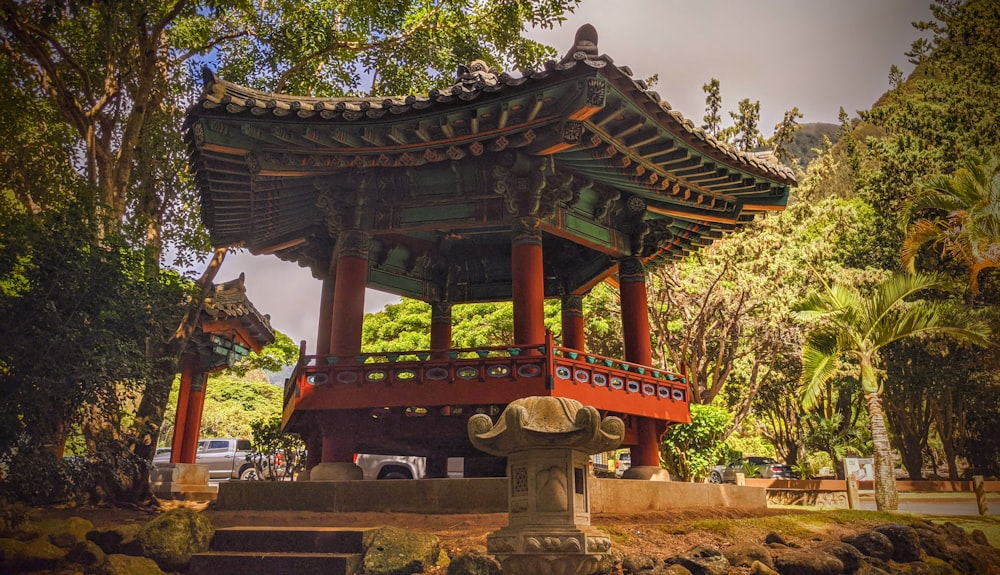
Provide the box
[184,24,793,479]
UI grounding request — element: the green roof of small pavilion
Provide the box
[185,24,794,303]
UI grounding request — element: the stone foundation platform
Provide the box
[214,478,766,513]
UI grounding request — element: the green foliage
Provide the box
[795,271,990,509]
[209,0,581,97]
[901,152,1000,297]
[660,403,731,482]
[740,460,762,479]
[160,374,284,447]
[725,98,762,151]
[227,330,299,377]
[770,107,804,162]
[702,78,722,138]
[0,191,184,460]
[248,413,305,481]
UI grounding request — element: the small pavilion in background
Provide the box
[183,25,794,480]
[169,274,275,465]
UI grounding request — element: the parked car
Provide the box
[153,438,255,481]
[709,456,795,483]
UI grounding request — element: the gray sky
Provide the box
[221,0,931,348]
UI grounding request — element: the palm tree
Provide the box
[901,153,1000,298]
[794,272,990,510]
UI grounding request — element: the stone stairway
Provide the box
[189,526,371,575]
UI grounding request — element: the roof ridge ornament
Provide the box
[451,59,500,94]
[560,23,600,64]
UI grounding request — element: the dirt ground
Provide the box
[35,500,1000,575]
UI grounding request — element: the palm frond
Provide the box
[901,219,951,272]
[865,272,941,338]
[874,302,991,348]
[799,328,841,410]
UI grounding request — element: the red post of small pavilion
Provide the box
[512,216,545,347]
[177,371,207,464]
[170,354,200,464]
[619,256,669,480]
[561,294,586,350]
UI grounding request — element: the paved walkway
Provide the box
[857,492,996,516]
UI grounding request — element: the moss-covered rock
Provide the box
[446,548,502,575]
[100,553,169,575]
[66,539,106,567]
[362,526,440,575]
[34,516,95,548]
[135,507,213,572]
[0,535,66,571]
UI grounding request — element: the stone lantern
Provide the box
[468,396,624,575]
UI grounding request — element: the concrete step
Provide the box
[189,551,361,575]
[210,526,369,554]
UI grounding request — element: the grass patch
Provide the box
[935,516,1000,547]
[597,525,631,544]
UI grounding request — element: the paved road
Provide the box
[857,492,997,516]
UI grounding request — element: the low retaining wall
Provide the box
[744,479,1000,492]
[215,477,767,513]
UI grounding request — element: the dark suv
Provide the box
[709,456,794,483]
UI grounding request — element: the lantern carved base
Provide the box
[488,524,611,575]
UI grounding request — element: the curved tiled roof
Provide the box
[192,24,794,185]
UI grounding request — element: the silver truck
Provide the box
[153,438,255,481]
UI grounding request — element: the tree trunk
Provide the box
[865,391,899,511]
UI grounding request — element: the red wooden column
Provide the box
[618,256,664,475]
[318,230,368,475]
[328,230,368,359]
[561,294,585,351]
[178,371,208,464]
[316,275,335,357]
[170,354,200,463]
[430,302,453,357]
[512,216,545,347]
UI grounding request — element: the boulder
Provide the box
[622,552,658,573]
[765,532,790,547]
[594,547,625,574]
[772,548,844,575]
[0,535,66,572]
[873,523,922,563]
[724,542,774,568]
[664,544,729,575]
[135,507,213,572]
[362,526,441,575]
[970,530,989,546]
[35,516,95,548]
[66,539,106,567]
[908,522,1000,575]
[749,560,780,575]
[87,523,143,555]
[446,548,502,575]
[100,553,168,575]
[844,530,894,561]
[817,540,865,573]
